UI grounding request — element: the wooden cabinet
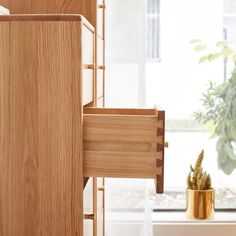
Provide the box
[0,2,166,236]
[77,2,106,235]
[0,14,95,236]
[71,0,106,105]
[0,0,94,14]
[0,0,106,103]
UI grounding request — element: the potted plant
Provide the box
[191,39,236,175]
[186,150,214,219]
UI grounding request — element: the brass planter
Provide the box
[186,188,214,220]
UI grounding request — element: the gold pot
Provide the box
[186,188,214,220]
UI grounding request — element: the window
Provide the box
[147,0,236,211]
[147,0,160,60]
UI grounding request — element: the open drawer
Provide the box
[83,107,166,193]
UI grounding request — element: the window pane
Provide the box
[147,0,160,60]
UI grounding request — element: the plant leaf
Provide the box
[216,40,232,47]
[222,48,234,57]
[209,130,218,139]
[194,44,207,52]
[217,150,236,175]
[190,39,203,44]
[199,55,209,63]
[208,53,222,61]
[205,121,216,132]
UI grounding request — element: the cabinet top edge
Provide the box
[0,14,94,31]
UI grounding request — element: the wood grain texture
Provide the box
[0,0,95,16]
[155,111,165,194]
[0,0,100,36]
[84,152,163,178]
[84,107,156,115]
[0,0,101,104]
[83,108,165,180]
[0,19,86,236]
[0,14,94,32]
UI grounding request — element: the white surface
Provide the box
[152,212,236,223]
[153,223,236,236]
[106,212,236,223]
[106,212,236,236]
[0,6,10,15]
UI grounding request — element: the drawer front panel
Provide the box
[83,108,166,193]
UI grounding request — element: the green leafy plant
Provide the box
[187,150,212,190]
[191,39,236,175]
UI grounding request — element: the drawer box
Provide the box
[83,107,165,193]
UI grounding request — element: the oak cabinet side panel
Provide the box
[0,20,84,236]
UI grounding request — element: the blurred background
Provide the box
[104,0,236,235]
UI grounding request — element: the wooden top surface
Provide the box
[0,14,94,31]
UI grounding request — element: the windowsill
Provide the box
[106,211,236,224]
[152,212,236,224]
